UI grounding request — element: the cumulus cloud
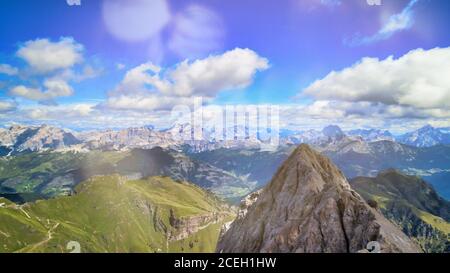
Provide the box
[103,48,269,111]
[102,0,170,42]
[58,65,103,82]
[17,37,83,73]
[348,0,419,46]
[164,48,269,97]
[10,78,73,102]
[303,47,450,113]
[5,37,93,104]
[0,64,18,76]
[169,5,225,59]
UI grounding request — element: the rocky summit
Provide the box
[217,144,421,253]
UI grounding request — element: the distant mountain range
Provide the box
[282,124,450,147]
[1,123,449,201]
[395,125,450,147]
[1,124,450,156]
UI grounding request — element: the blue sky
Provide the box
[0,0,449,132]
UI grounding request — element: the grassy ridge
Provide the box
[350,170,450,253]
[0,175,233,253]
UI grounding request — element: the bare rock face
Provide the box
[237,189,262,219]
[217,144,421,253]
[0,124,81,154]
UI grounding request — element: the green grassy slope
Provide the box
[0,175,233,253]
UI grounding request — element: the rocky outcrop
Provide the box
[237,189,262,219]
[350,170,450,253]
[168,209,226,241]
[217,144,421,253]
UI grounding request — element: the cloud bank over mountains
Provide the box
[1,39,450,132]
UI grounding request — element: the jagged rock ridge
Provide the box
[217,144,421,253]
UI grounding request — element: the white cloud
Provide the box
[103,48,269,111]
[278,102,450,133]
[17,37,83,73]
[303,47,450,112]
[58,65,102,82]
[169,5,225,59]
[10,78,73,102]
[0,64,18,76]
[3,101,450,133]
[0,100,16,113]
[348,0,419,46]
[7,37,91,104]
[162,48,269,97]
[26,103,93,120]
[102,0,170,42]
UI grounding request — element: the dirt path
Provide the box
[23,222,60,252]
[0,230,10,238]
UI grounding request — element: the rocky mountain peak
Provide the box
[0,124,81,154]
[322,125,345,140]
[217,144,421,253]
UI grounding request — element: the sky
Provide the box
[0,0,449,133]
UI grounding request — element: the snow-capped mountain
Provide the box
[396,125,450,147]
